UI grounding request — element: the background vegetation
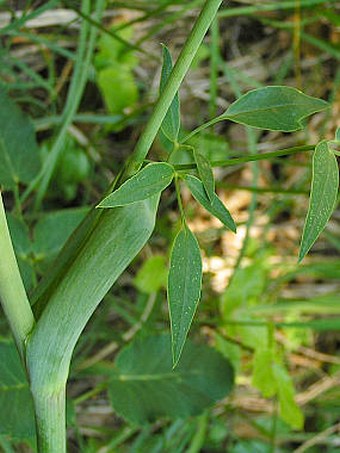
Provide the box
[0,0,339,451]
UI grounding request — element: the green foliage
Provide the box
[252,348,304,430]
[0,87,41,189]
[168,225,202,366]
[272,363,304,430]
[223,86,329,131]
[299,140,339,261]
[95,26,138,115]
[33,208,89,266]
[134,254,168,294]
[160,45,180,142]
[193,148,215,201]
[0,341,35,441]
[108,335,234,424]
[41,136,91,201]
[0,0,338,450]
[184,175,236,232]
[98,163,174,208]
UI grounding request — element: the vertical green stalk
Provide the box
[124,0,223,177]
[0,193,35,360]
[26,2,224,451]
[32,387,66,453]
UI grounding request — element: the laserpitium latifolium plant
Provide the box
[0,0,338,451]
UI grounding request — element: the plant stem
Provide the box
[31,386,66,452]
[173,144,316,171]
[124,0,224,177]
[0,193,35,360]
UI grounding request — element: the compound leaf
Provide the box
[193,149,215,201]
[98,162,174,208]
[160,45,180,142]
[0,86,41,189]
[108,335,234,424]
[184,174,236,232]
[299,141,339,261]
[222,86,328,132]
[168,225,202,367]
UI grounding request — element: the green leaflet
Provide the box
[98,163,174,208]
[26,196,160,393]
[0,341,35,441]
[299,141,339,261]
[252,347,304,430]
[222,86,329,132]
[160,45,180,142]
[252,348,277,398]
[184,174,236,232]
[273,363,304,430]
[193,149,215,201]
[108,335,234,424]
[168,225,202,367]
[0,86,41,189]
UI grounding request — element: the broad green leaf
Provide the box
[0,86,41,188]
[160,45,180,142]
[193,149,215,201]
[184,175,236,232]
[222,86,329,132]
[98,163,174,208]
[252,348,277,398]
[168,225,202,366]
[299,141,339,261]
[0,341,35,440]
[134,254,168,294]
[108,335,234,424]
[273,363,304,430]
[27,197,160,391]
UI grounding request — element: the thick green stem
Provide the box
[0,193,35,360]
[31,386,66,453]
[124,0,223,177]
